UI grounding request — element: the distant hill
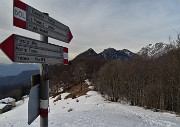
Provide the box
[73,48,136,62]
[0,70,39,94]
[0,63,39,77]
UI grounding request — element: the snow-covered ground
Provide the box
[0,91,180,127]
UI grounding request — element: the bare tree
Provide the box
[73,63,87,90]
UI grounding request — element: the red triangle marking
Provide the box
[0,34,15,62]
[68,29,73,43]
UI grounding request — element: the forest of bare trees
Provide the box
[95,47,180,113]
[49,58,107,94]
[49,37,180,113]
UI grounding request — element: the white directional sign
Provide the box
[0,34,68,64]
[28,84,40,125]
[13,0,73,43]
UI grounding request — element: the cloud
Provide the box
[0,0,180,63]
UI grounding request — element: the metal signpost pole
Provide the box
[40,15,49,126]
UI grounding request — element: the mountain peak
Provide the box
[99,48,135,60]
[149,44,152,46]
[83,48,97,56]
[86,48,96,53]
[138,42,171,58]
[88,48,93,50]
[105,48,116,51]
[73,48,98,61]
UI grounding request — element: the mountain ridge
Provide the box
[73,42,174,61]
[73,47,136,61]
[0,63,39,77]
[0,70,39,94]
[99,48,136,60]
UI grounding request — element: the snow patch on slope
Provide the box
[138,43,172,58]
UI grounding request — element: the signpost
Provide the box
[13,0,73,43]
[0,0,73,126]
[0,34,68,65]
[39,33,49,127]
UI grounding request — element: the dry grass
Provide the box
[64,83,90,99]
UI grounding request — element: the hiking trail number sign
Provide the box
[13,0,73,43]
[0,34,68,65]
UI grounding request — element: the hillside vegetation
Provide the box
[49,37,180,114]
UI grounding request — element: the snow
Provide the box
[0,97,15,104]
[0,104,7,109]
[0,91,180,127]
[85,79,91,85]
[138,43,170,58]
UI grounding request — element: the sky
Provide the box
[0,0,180,63]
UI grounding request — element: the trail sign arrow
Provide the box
[13,0,73,43]
[0,34,68,64]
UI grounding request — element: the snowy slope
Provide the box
[138,43,172,58]
[0,91,180,127]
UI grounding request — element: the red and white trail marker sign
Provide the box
[0,34,68,65]
[13,0,73,43]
